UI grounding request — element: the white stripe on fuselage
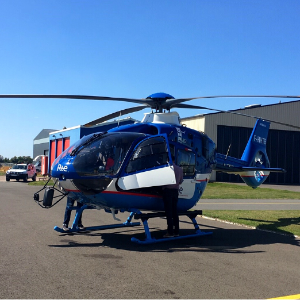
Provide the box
[56,173,212,201]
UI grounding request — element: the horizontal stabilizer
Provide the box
[215,165,286,173]
[238,167,285,173]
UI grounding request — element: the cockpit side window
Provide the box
[177,149,196,176]
[169,144,176,160]
[126,137,169,174]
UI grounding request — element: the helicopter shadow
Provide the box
[48,218,300,253]
[96,227,300,254]
[237,216,300,237]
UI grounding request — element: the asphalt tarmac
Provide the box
[1,180,300,299]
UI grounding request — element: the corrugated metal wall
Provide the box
[204,101,300,148]
[181,115,205,132]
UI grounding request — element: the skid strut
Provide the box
[54,205,140,233]
[131,210,212,244]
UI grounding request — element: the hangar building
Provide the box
[33,129,57,159]
[180,100,300,185]
[33,118,137,171]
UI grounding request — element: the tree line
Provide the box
[0,155,33,164]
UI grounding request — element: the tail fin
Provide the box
[241,119,270,167]
[240,119,271,187]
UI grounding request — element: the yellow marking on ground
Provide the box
[268,294,300,299]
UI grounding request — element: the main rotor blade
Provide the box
[0,94,150,105]
[175,103,300,130]
[166,95,300,107]
[1,94,300,129]
[2,94,299,109]
[83,105,148,127]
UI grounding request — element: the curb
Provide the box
[200,215,300,239]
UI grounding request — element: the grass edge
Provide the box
[200,215,300,239]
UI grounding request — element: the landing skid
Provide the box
[131,210,213,244]
[53,205,212,244]
[54,205,140,233]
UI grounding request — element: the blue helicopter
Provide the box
[1,92,299,244]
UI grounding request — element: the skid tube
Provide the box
[54,205,140,233]
[131,210,213,244]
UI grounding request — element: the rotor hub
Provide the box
[146,93,175,112]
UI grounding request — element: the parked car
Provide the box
[6,163,37,182]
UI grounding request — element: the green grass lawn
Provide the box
[201,183,300,237]
[203,210,300,237]
[202,182,300,199]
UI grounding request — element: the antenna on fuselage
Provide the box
[225,144,231,160]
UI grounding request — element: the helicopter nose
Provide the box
[51,156,78,180]
[51,154,113,195]
[72,177,113,195]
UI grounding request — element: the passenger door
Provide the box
[117,135,176,190]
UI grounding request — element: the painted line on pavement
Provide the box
[268,293,300,299]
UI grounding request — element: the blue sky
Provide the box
[0,0,299,159]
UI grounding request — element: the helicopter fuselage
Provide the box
[51,113,216,212]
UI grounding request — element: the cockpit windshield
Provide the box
[73,132,146,177]
[59,133,98,161]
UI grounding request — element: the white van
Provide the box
[6,163,37,182]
